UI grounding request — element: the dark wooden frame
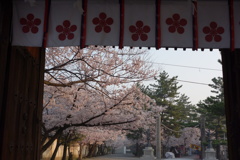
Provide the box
[1,1,240,160]
[221,49,240,160]
[1,1,45,160]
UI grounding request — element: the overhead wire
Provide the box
[177,79,209,86]
[146,61,222,72]
[143,78,209,86]
[142,61,222,86]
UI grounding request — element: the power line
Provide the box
[144,78,210,86]
[177,79,209,86]
[146,61,222,72]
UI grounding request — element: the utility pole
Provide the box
[156,115,161,160]
[200,115,206,160]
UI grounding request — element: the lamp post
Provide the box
[204,130,217,160]
[207,131,212,149]
[140,125,155,159]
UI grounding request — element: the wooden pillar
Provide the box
[221,49,240,160]
[0,1,13,158]
[0,1,45,160]
[0,0,12,121]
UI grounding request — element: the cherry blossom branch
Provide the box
[45,57,84,72]
[77,119,137,127]
[80,91,133,125]
[44,79,89,87]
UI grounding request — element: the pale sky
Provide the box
[142,48,223,105]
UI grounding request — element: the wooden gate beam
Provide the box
[221,49,240,160]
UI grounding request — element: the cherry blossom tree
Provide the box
[162,127,200,156]
[42,86,162,150]
[44,46,156,88]
[79,128,126,157]
[163,127,200,148]
[42,84,163,152]
[105,134,132,152]
[52,129,83,160]
[42,46,160,155]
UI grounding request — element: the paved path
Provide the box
[84,153,137,160]
[84,153,199,160]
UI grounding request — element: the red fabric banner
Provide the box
[11,0,238,50]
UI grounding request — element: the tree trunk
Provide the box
[101,144,107,155]
[78,143,83,160]
[216,144,220,160]
[97,144,105,156]
[136,142,140,157]
[87,143,97,157]
[97,145,101,156]
[42,128,64,153]
[62,142,68,160]
[68,144,73,160]
[50,137,61,160]
[111,146,115,154]
[162,145,168,158]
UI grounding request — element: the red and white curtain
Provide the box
[85,0,120,46]
[123,0,156,48]
[198,1,230,49]
[47,0,82,47]
[11,0,239,50]
[12,1,45,46]
[160,0,193,48]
